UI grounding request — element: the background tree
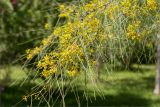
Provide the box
[0,0,60,64]
[154,29,160,95]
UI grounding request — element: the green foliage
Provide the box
[0,0,59,64]
[0,0,13,11]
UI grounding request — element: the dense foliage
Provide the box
[27,0,159,78]
[0,0,59,64]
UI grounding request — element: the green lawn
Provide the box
[0,64,160,107]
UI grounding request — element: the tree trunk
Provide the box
[154,32,160,95]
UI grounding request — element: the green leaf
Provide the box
[0,0,13,11]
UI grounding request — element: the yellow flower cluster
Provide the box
[120,0,138,17]
[106,3,119,20]
[26,0,108,78]
[127,24,140,40]
[67,70,77,77]
[147,0,157,10]
[106,0,159,40]
[26,47,41,60]
[126,21,141,40]
[44,23,51,30]
[26,0,159,79]
[58,5,74,18]
[84,3,95,11]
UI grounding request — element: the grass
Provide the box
[0,64,160,107]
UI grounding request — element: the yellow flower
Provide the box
[63,22,73,34]
[33,47,40,55]
[92,61,97,65]
[134,21,141,27]
[58,5,73,18]
[120,0,131,15]
[59,12,70,18]
[49,66,58,74]
[107,4,119,20]
[127,24,140,40]
[90,18,100,26]
[67,70,77,77]
[22,95,28,102]
[37,61,42,68]
[84,3,95,11]
[26,49,33,60]
[44,23,50,30]
[41,70,49,78]
[59,4,65,11]
[147,0,157,10]
[64,34,72,40]
[44,55,50,64]
[26,54,32,60]
[53,27,62,36]
[26,49,31,54]
[41,36,52,46]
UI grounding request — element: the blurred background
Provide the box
[0,0,160,107]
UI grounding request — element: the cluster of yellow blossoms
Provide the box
[26,0,159,79]
[105,0,159,41]
[120,0,159,40]
[58,4,74,18]
[147,0,158,10]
